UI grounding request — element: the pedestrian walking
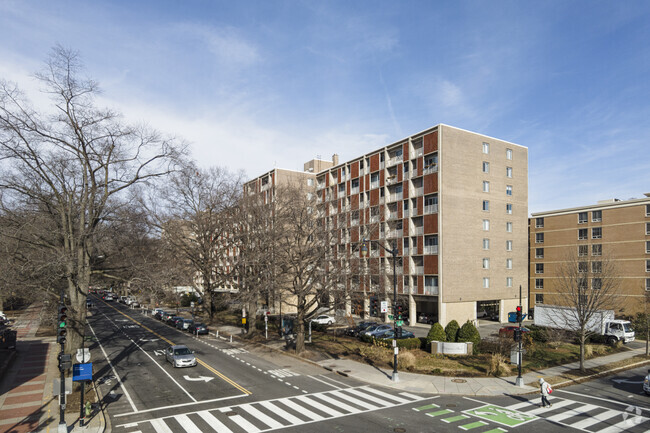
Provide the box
[539,378,552,408]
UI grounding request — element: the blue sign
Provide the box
[72,362,93,381]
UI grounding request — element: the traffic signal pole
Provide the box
[57,291,67,432]
[515,285,524,387]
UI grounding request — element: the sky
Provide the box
[1,0,649,214]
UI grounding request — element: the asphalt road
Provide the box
[87,298,650,432]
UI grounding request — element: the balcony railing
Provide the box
[410,149,424,159]
[412,266,424,275]
[350,187,359,194]
[412,187,424,197]
[424,204,438,214]
[388,229,403,239]
[411,226,424,236]
[387,155,403,167]
[424,245,438,254]
[388,193,403,202]
[423,285,439,296]
[423,164,438,175]
[387,211,399,220]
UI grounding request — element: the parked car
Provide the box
[177,319,194,331]
[165,344,197,368]
[363,324,393,337]
[129,299,140,308]
[345,321,377,337]
[644,369,650,396]
[188,322,208,335]
[375,329,415,339]
[104,294,114,301]
[311,314,335,325]
[119,296,127,303]
[167,316,183,326]
[498,326,530,338]
[161,312,175,322]
[152,308,164,318]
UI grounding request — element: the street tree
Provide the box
[0,46,185,351]
[553,250,620,371]
[147,163,243,321]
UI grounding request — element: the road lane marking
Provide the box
[88,321,138,413]
[114,393,248,417]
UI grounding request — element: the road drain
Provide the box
[451,379,467,383]
[225,411,238,417]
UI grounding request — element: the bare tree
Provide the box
[147,163,243,321]
[553,250,620,371]
[0,46,185,351]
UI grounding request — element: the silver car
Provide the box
[165,344,197,368]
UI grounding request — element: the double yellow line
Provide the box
[99,299,251,395]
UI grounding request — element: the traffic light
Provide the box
[513,328,522,342]
[57,305,67,345]
[396,305,403,320]
[516,306,523,323]
[58,353,72,371]
[371,299,378,316]
[396,326,403,339]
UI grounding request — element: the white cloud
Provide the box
[173,23,260,67]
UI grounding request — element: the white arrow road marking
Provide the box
[153,350,165,356]
[139,338,159,342]
[183,375,214,382]
[612,378,644,384]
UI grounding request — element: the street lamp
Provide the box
[361,238,399,383]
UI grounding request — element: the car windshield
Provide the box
[174,348,192,356]
[624,323,632,332]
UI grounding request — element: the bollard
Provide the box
[229,335,232,343]
[216,330,219,339]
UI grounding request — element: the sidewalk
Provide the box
[0,303,105,433]
[210,322,649,397]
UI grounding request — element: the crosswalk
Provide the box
[504,397,650,432]
[115,386,426,432]
[267,368,299,378]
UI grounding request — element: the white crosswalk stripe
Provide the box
[118,386,426,432]
[267,368,299,378]
[504,397,650,432]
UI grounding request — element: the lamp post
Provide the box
[361,238,399,382]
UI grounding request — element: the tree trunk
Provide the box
[579,331,586,372]
[246,300,257,336]
[295,317,305,354]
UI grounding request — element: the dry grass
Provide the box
[487,353,512,377]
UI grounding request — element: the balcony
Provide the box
[424,245,438,255]
[424,204,438,214]
[411,266,424,275]
[350,187,359,195]
[387,211,399,220]
[412,187,424,197]
[423,164,438,175]
[411,226,424,236]
[387,155,403,167]
[423,285,439,296]
[388,229,403,239]
[388,193,403,203]
[410,149,424,159]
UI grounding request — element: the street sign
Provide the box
[396,320,404,327]
[72,362,93,382]
[76,348,91,363]
[388,314,393,320]
[380,301,388,313]
[53,378,72,395]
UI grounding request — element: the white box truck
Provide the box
[534,304,634,344]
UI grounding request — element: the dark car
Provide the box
[154,310,166,320]
[376,329,415,339]
[363,324,393,337]
[188,322,208,335]
[161,312,175,322]
[345,321,377,337]
[176,319,193,331]
[498,326,530,338]
[167,316,183,326]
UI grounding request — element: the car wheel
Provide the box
[607,336,617,346]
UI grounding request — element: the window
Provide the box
[646,222,650,235]
[307,178,314,186]
[592,210,602,222]
[592,244,602,256]
[424,235,438,254]
[506,258,512,269]
[424,154,438,173]
[506,203,512,214]
[647,278,650,291]
[592,278,602,290]
[647,204,650,216]
[483,181,490,192]
[506,148,513,160]
[535,294,544,304]
[483,277,490,288]
[578,228,588,240]
[482,258,490,269]
[646,260,650,273]
[536,263,544,274]
[506,277,513,287]
[424,194,438,214]
[592,261,602,273]
[535,248,544,258]
[483,142,490,154]
[482,161,490,173]
[506,222,513,232]
[338,183,345,193]
[578,262,588,273]
[425,276,439,293]
[483,238,490,250]
[482,200,490,211]
[578,212,588,224]
[506,167,512,178]
[535,233,544,243]
[578,245,588,257]
[647,241,650,253]
[351,178,359,190]
[536,217,544,228]
[506,185,512,196]
[370,172,379,188]
[535,278,544,289]
[592,227,602,239]
[483,219,490,231]
[506,240,513,251]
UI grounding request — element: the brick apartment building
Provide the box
[245,124,528,327]
[529,195,650,315]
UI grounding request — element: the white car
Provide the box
[644,370,650,396]
[311,315,335,325]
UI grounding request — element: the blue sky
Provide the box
[1,0,649,214]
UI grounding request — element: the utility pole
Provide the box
[57,290,68,433]
[515,285,524,387]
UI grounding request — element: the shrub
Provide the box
[396,350,417,370]
[445,320,460,343]
[457,320,481,354]
[487,353,512,377]
[427,323,446,345]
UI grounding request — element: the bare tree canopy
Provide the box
[0,46,186,350]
